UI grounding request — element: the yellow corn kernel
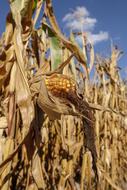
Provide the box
[66,83,71,88]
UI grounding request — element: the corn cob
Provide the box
[44,74,76,98]
[44,73,93,120]
[44,74,93,119]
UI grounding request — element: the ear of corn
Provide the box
[45,74,76,97]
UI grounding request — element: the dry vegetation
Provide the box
[0,0,127,190]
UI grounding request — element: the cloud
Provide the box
[76,31,109,45]
[65,17,97,31]
[87,31,109,44]
[63,6,109,44]
[63,6,96,31]
[63,6,90,22]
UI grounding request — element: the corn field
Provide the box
[0,0,127,190]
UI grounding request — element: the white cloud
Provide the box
[87,31,109,44]
[63,6,109,45]
[65,18,96,31]
[63,6,89,22]
[63,6,96,31]
[76,31,109,45]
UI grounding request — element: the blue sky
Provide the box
[0,0,127,77]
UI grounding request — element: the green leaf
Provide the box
[33,0,38,11]
[50,36,62,71]
[42,23,62,71]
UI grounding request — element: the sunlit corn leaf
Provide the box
[70,32,88,77]
[8,94,15,137]
[12,10,35,131]
[50,36,62,71]
[32,152,46,189]
[15,66,34,131]
[33,0,44,26]
[10,0,34,21]
[4,13,14,46]
[87,37,95,74]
